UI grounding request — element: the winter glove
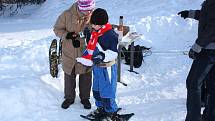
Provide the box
[188,49,199,60]
[178,10,189,19]
[92,52,105,64]
[66,32,78,40]
[66,32,80,48]
[72,39,80,48]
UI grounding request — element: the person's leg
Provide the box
[99,65,118,113]
[79,71,92,99]
[62,68,76,109]
[85,66,105,117]
[92,66,103,108]
[205,65,215,121]
[93,91,103,108]
[64,68,76,100]
[101,98,118,113]
[202,78,210,120]
[185,59,213,121]
[79,71,92,109]
[201,79,207,107]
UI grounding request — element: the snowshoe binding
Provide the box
[80,108,134,121]
[101,112,134,121]
[80,107,107,120]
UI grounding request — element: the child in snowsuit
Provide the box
[78,8,119,120]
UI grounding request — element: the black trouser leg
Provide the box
[205,65,215,121]
[64,68,76,100]
[185,59,213,121]
[201,80,207,107]
[79,72,92,100]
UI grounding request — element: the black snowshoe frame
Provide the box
[80,108,134,121]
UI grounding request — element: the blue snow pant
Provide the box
[92,64,118,113]
[185,55,215,121]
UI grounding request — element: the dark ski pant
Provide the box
[201,77,208,107]
[64,68,92,100]
[185,59,215,121]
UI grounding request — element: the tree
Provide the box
[0,0,46,16]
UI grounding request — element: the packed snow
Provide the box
[0,0,203,121]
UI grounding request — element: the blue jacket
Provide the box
[95,29,119,62]
[92,29,118,98]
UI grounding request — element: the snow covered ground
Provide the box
[0,0,203,121]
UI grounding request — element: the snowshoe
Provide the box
[49,39,58,78]
[80,113,134,121]
[58,39,62,64]
[99,112,134,121]
[80,108,122,121]
[117,113,134,121]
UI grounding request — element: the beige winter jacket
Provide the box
[53,3,92,75]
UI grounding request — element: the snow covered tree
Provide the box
[0,0,46,16]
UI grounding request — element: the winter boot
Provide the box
[102,112,120,121]
[81,99,91,109]
[87,107,106,118]
[61,99,74,109]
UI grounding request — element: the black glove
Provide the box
[66,32,78,40]
[178,10,189,19]
[72,39,80,48]
[66,32,80,48]
[92,52,105,64]
[189,49,199,60]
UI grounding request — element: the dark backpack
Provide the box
[122,45,143,68]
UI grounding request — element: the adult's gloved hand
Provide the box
[189,49,199,60]
[66,32,80,48]
[178,10,189,19]
[72,39,80,48]
[92,52,105,64]
[66,32,78,40]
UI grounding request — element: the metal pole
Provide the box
[128,42,138,74]
[117,16,130,86]
[129,42,134,72]
[117,44,122,82]
[117,16,123,83]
